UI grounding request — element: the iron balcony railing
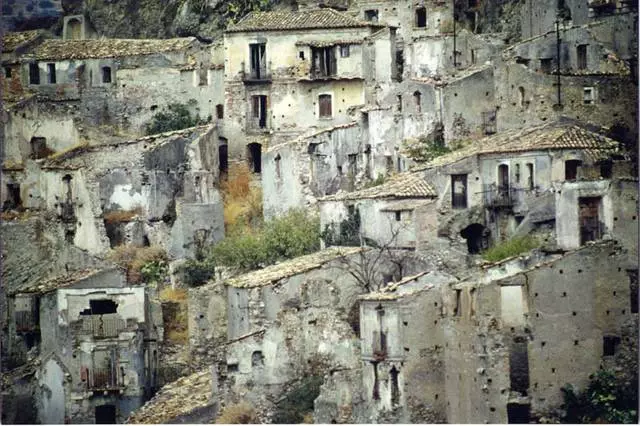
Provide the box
[88,368,122,390]
[483,185,522,208]
[241,61,272,82]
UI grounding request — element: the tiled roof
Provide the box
[26,37,196,61]
[2,30,45,53]
[126,369,213,424]
[226,9,380,32]
[224,247,364,288]
[416,123,622,169]
[359,270,457,300]
[13,267,123,295]
[319,172,438,201]
[295,39,364,47]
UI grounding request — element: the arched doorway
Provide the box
[460,223,490,254]
[66,18,82,40]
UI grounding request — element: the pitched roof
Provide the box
[126,369,213,424]
[13,268,126,295]
[416,123,622,169]
[226,9,380,33]
[26,37,196,61]
[359,270,457,301]
[2,30,45,53]
[319,172,437,202]
[224,247,364,288]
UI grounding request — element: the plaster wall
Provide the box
[37,357,66,424]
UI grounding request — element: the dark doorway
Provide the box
[498,164,509,189]
[219,138,228,176]
[5,183,21,210]
[390,366,400,405]
[451,174,468,209]
[102,67,112,84]
[251,95,268,129]
[247,143,262,173]
[507,403,531,424]
[578,197,602,244]
[565,159,582,181]
[29,63,40,85]
[95,404,116,424]
[30,137,49,159]
[249,43,266,79]
[216,104,224,119]
[509,336,529,395]
[415,7,427,27]
[461,223,489,254]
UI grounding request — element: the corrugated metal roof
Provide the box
[226,9,380,32]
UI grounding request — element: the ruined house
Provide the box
[3,35,223,163]
[415,121,626,250]
[221,8,395,166]
[319,172,438,249]
[2,125,224,257]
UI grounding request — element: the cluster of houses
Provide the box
[1,0,638,424]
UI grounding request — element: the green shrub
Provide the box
[206,209,321,273]
[562,369,638,423]
[181,258,216,287]
[145,102,208,135]
[272,375,324,424]
[401,123,450,163]
[482,235,540,263]
[140,260,168,285]
[321,208,361,247]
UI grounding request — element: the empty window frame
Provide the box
[4,66,12,78]
[565,159,582,181]
[247,143,262,173]
[340,45,350,58]
[319,94,332,118]
[540,58,553,73]
[577,44,588,70]
[249,43,267,79]
[451,174,468,209]
[29,63,40,85]
[364,9,379,22]
[102,66,112,83]
[413,91,422,112]
[250,95,268,129]
[526,163,534,190]
[579,196,602,244]
[415,7,427,27]
[312,47,337,77]
[602,335,621,356]
[583,87,595,105]
[216,104,224,119]
[47,63,56,84]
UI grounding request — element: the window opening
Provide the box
[415,7,427,27]
[348,153,357,177]
[247,143,262,173]
[577,44,587,70]
[312,47,337,78]
[102,66,112,83]
[395,211,402,221]
[482,110,497,135]
[218,139,228,176]
[460,223,489,254]
[510,336,530,395]
[216,104,224,119]
[251,95,268,128]
[507,403,531,424]
[603,335,621,356]
[299,51,305,60]
[600,161,612,179]
[583,87,595,104]
[30,137,49,159]
[198,63,207,86]
[372,361,380,400]
[518,86,525,107]
[454,289,462,316]
[471,49,476,65]
[319,94,332,118]
[565,159,581,181]
[364,9,379,22]
[515,164,521,184]
[526,163,534,190]
[4,66,12,78]
[80,299,118,315]
[275,153,282,179]
[579,196,602,244]
[451,174,468,209]
[396,94,402,112]
[4,183,21,211]
[340,45,350,58]
[29,63,40,85]
[95,405,116,424]
[390,366,400,405]
[540,58,553,73]
[251,351,264,367]
[413,91,422,112]
[385,155,393,174]
[249,43,267,79]
[47,63,56,84]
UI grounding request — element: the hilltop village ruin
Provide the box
[1,0,638,424]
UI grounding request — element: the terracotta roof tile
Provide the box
[2,30,45,53]
[126,369,213,424]
[224,247,364,288]
[319,173,437,201]
[226,9,381,32]
[26,38,196,61]
[415,123,622,169]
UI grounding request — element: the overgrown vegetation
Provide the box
[401,123,451,163]
[482,235,540,263]
[272,375,323,424]
[107,245,168,284]
[103,207,143,224]
[159,287,188,344]
[215,402,258,424]
[207,209,321,273]
[321,208,361,247]
[364,173,386,188]
[220,163,263,229]
[562,369,638,423]
[145,102,209,135]
[180,257,216,287]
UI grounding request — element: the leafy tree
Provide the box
[145,102,208,135]
[562,369,638,424]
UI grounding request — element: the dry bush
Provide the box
[215,402,258,424]
[159,287,187,302]
[108,245,168,284]
[220,163,263,229]
[220,163,251,200]
[302,412,314,423]
[103,207,143,224]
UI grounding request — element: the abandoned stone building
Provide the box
[220,8,396,165]
[1,125,224,257]
[319,172,438,249]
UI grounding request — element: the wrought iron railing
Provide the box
[483,185,521,208]
[81,314,124,338]
[89,368,120,390]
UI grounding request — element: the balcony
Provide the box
[483,185,522,208]
[88,367,123,391]
[241,61,272,84]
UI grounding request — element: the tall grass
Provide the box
[482,235,541,263]
[220,163,263,229]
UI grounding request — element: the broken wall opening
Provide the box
[219,137,228,176]
[80,299,118,315]
[460,223,489,254]
[95,404,116,424]
[507,403,530,424]
[247,143,262,173]
[509,336,529,395]
[390,366,400,406]
[30,137,50,159]
[4,183,21,210]
[578,196,602,245]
